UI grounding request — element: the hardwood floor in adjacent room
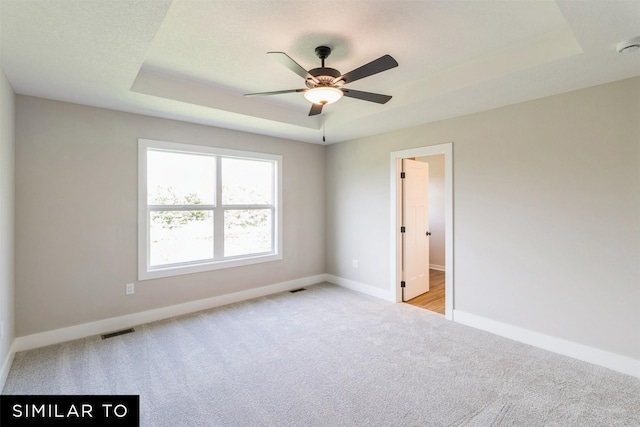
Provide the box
[405,269,445,314]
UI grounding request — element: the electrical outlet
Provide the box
[125,283,135,295]
[352,259,359,268]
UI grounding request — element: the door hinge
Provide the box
[401,281,406,288]
[400,172,406,179]
[400,226,406,233]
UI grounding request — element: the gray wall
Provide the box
[15,96,326,336]
[326,77,640,360]
[0,68,15,372]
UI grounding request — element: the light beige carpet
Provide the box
[3,283,640,426]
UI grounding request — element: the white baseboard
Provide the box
[325,274,395,302]
[453,310,640,379]
[429,264,445,271]
[1,340,16,391]
[14,275,326,353]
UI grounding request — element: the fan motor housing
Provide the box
[307,67,343,88]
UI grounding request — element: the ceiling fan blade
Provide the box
[335,54,398,84]
[308,103,324,116]
[341,89,392,104]
[268,52,318,83]
[244,89,306,97]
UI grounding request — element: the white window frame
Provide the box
[138,139,283,280]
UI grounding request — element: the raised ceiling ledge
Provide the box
[390,26,583,110]
[130,65,321,131]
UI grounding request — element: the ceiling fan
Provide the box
[245,46,398,116]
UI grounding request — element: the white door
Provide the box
[402,159,430,300]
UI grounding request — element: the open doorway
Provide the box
[390,143,453,320]
[407,154,446,314]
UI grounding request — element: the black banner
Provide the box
[0,395,139,427]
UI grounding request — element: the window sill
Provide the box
[138,253,282,281]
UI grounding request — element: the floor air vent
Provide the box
[289,288,307,293]
[101,328,135,340]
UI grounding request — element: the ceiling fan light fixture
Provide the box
[304,87,343,105]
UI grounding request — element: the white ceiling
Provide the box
[1,0,639,144]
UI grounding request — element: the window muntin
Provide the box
[138,139,282,280]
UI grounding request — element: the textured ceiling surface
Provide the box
[1,0,639,144]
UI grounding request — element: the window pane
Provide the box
[148,150,215,205]
[222,158,273,205]
[224,209,272,257]
[150,210,213,266]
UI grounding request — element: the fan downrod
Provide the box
[315,46,331,66]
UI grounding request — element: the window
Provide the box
[138,139,282,280]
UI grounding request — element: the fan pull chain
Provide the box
[322,114,326,143]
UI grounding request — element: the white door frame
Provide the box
[389,143,454,320]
